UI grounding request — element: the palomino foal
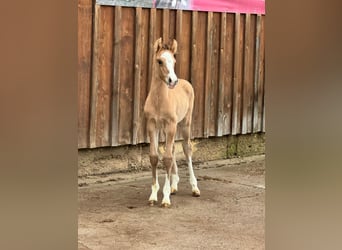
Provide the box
[144,38,200,207]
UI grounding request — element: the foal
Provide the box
[144,38,200,207]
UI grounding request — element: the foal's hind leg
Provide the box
[180,122,200,197]
[170,144,179,195]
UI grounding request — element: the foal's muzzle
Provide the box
[167,77,178,89]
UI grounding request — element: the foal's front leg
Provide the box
[147,120,159,206]
[161,122,177,207]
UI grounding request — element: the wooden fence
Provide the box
[78,0,265,148]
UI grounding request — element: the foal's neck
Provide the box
[150,66,169,96]
[148,72,171,110]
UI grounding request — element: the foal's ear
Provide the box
[171,39,178,54]
[154,37,163,53]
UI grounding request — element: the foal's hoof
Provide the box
[149,200,156,206]
[171,188,177,195]
[192,189,201,197]
[161,202,171,208]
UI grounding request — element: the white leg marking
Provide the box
[162,174,171,206]
[171,174,179,194]
[188,157,200,196]
[171,157,179,194]
[149,175,159,202]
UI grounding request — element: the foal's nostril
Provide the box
[168,78,172,84]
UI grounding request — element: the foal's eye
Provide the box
[157,59,162,65]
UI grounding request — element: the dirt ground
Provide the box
[78,155,265,250]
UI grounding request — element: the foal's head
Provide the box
[154,38,178,89]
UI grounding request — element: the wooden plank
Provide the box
[146,8,159,143]
[162,9,170,42]
[231,13,244,135]
[197,11,207,138]
[190,11,206,138]
[169,9,176,40]
[248,14,257,133]
[217,12,226,137]
[203,12,213,138]
[89,5,114,148]
[210,12,220,136]
[118,7,135,145]
[175,9,183,77]
[111,6,122,146]
[260,16,265,132]
[78,0,93,148]
[190,11,198,138]
[138,8,150,143]
[181,10,191,80]
[175,9,191,81]
[253,14,261,132]
[190,11,201,138]
[253,14,265,133]
[242,13,254,134]
[222,13,235,135]
[132,7,142,145]
[190,11,198,89]
[156,8,163,38]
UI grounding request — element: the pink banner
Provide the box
[153,0,265,14]
[192,0,265,14]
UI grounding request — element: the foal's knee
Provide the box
[182,141,192,156]
[150,155,158,167]
[163,157,173,172]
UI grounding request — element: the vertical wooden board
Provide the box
[209,12,220,136]
[89,5,114,148]
[162,9,169,42]
[169,9,176,40]
[260,16,265,132]
[112,6,122,146]
[231,13,245,135]
[252,14,261,132]
[147,8,156,96]
[222,13,235,135]
[247,14,257,133]
[78,0,93,148]
[156,9,163,39]
[175,10,183,78]
[190,11,206,138]
[190,11,198,138]
[241,14,249,134]
[175,10,190,81]
[217,12,226,136]
[203,12,212,138]
[242,14,255,134]
[137,8,150,144]
[176,10,191,80]
[253,14,265,133]
[132,7,142,145]
[118,7,135,145]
